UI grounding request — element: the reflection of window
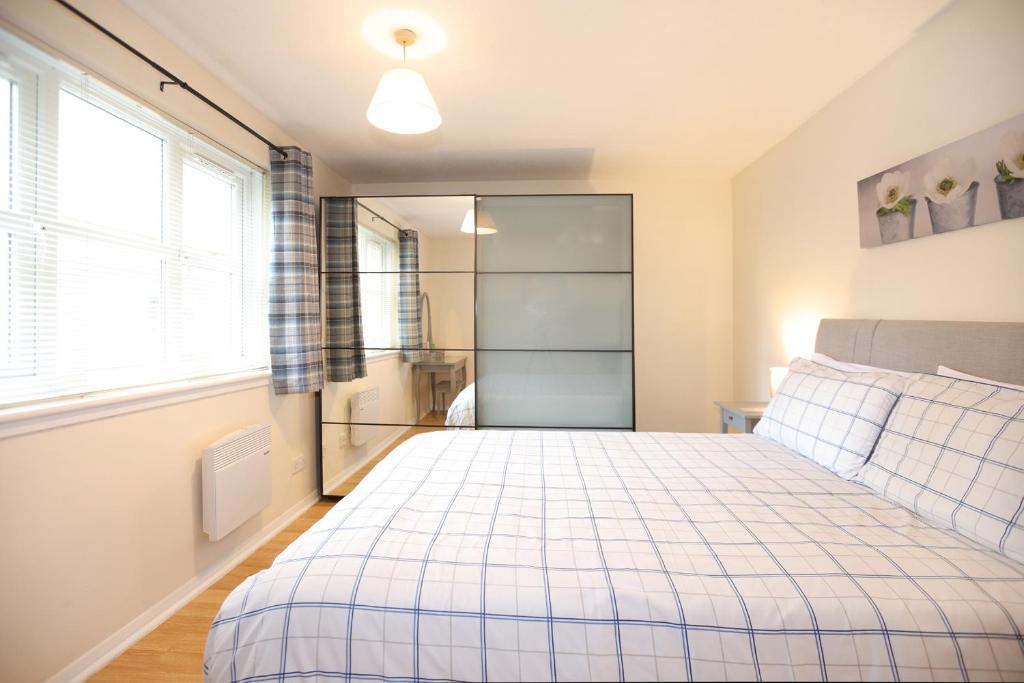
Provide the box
[358,226,397,351]
[0,29,267,407]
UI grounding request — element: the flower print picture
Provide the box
[858,111,1024,247]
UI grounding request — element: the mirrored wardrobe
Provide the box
[319,194,633,497]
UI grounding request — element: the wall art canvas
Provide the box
[858,112,1024,248]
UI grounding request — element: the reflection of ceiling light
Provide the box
[460,208,497,235]
[366,29,441,135]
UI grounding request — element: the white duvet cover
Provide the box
[205,430,1024,681]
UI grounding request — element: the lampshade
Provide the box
[366,67,441,135]
[769,366,789,397]
[460,208,498,235]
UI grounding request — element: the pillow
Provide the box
[937,365,1024,392]
[859,375,1024,562]
[810,352,913,377]
[753,358,907,478]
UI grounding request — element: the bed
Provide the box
[205,320,1024,681]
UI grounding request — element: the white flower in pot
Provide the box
[924,158,976,204]
[875,170,915,244]
[995,130,1024,220]
[923,157,978,233]
[876,170,912,210]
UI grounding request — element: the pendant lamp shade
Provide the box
[366,67,441,135]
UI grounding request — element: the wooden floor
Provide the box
[325,411,446,497]
[93,501,335,681]
[93,414,446,680]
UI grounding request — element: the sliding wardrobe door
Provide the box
[475,194,634,429]
[319,195,476,497]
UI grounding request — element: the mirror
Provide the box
[321,195,476,497]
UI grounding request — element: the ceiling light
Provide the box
[366,29,441,135]
[460,208,497,235]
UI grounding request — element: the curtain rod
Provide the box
[356,201,404,233]
[53,0,289,159]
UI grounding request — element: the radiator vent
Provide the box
[350,386,379,446]
[202,424,272,542]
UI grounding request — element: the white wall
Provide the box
[353,177,735,433]
[732,0,1024,400]
[0,1,350,681]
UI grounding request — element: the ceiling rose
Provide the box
[362,9,447,61]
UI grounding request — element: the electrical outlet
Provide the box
[291,456,306,474]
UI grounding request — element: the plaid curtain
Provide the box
[268,147,323,394]
[323,197,367,381]
[398,229,423,362]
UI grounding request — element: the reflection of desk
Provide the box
[413,355,466,418]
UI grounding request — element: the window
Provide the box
[357,226,397,351]
[1,75,18,376]
[0,30,268,408]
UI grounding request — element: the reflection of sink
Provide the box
[423,349,446,362]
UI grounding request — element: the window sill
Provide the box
[365,350,401,365]
[0,370,272,440]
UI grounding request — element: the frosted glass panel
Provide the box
[477,273,631,350]
[476,195,631,272]
[477,351,632,428]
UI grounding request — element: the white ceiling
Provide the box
[125,0,948,184]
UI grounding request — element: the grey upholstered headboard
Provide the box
[815,319,1024,385]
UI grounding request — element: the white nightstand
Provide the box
[714,401,768,434]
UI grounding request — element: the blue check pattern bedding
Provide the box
[204,431,1024,681]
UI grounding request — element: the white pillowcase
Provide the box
[859,374,1024,563]
[937,365,1024,392]
[810,352,912,377]
[754,358,907,479]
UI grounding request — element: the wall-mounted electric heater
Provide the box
[350,386,379,446]
[202,423,272,541]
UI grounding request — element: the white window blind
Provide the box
[0,29,269,408]
[357,226,397,350]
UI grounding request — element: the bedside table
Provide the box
[714,401,768,434]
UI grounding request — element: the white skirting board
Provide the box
[46,490,323,683]
[322,425,407,495]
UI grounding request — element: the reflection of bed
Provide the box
[445,381,475,428]
[205,429,1024,681]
